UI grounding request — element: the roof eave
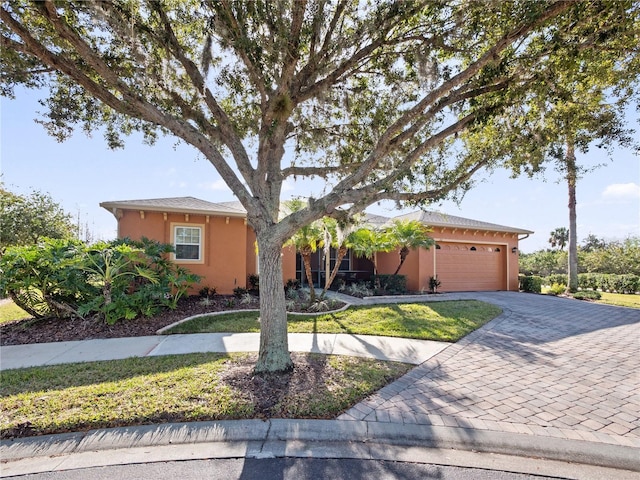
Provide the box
[99,202,247,218]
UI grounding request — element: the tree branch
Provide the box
[144,1,257,190]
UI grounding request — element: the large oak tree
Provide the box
[2,0,636,372]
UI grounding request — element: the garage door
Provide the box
[435,242,506,292]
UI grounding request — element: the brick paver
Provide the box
[339,292,640,447]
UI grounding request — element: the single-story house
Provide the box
[100,196,533,294]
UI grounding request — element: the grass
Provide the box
[0,352,412,439]
[0,300,31,324]
[165,300,503,342]
[541,287,640,309]
[596,292,640,309]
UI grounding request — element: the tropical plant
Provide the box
[80,243,160,324]
[285,200,324,302]
[348,228,395,278]
[0,238,93,318]
[319,214,363,297]
[387,220,434,275]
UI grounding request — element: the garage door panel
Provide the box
[436,243,506,292]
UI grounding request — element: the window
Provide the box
[174,226,202,261]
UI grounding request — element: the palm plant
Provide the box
[320,215,362,297]
[284,200,324,302]
[549,227,569,251]
[387,220,434,275]
[348,227,395,277]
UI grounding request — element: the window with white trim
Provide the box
[174,226,202,261]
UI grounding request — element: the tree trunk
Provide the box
[254,234,293,374]
[566,139,579,293]
[300,250,316,302]
[394,246,410,275]
[322,245,348,297]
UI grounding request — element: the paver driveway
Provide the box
[339,292,640,448]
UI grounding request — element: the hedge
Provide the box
[519,275,543,293]
[372,274,407,295]
[541,273,639,294]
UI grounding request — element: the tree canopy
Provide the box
[3,0,638,372]
[0,184,76,249]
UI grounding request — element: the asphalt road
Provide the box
[5,458,562,480]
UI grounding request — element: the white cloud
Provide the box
[602,183,640,200]
[198,179,230,191]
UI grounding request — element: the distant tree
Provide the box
[548,228,569,251]
[0,184,76,249]
[3,1,636,372]
[581,234,607,253]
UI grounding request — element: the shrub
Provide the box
[0,238,96,319]
[0,237,200,324]
[428,275,441,293]
[519,275,543,293]
[346,281,373,298]
[545,274,567,286]
[547,283,566,296]
[372,274,407,295]
[247,274,259,293]
[284,278,300,291]
[199,286,217,298]
[233,286,248,298]
[572,290,601,301]
[576,273,639,294]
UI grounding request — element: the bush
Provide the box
[346,281,373,298]
[0,237,200,324]
[572,290,601,301]
[233,286,248,298]
[199,286,217,298]
[576,273,639,294]
[519,275,543,293]
[545,274,567,286]
[547,283,566,296]
[0,238,96,318]
[372,274,407,295]
[284,278,300,291]
[247,274,259,293]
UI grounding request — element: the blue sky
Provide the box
[1,88,638,253]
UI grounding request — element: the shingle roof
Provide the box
[391,210,533,234]
[100,196,247,217]
[101,196,533,234]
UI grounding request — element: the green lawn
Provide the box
[166,300,503,342]
[0,300,31,324]
[597,292,640,309]
[541,288,640,309]
[0,352,411,439]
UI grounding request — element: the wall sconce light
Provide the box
[512,247,518,254]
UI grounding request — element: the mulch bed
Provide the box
[0,296,260,346]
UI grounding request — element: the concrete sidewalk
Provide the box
[0,332,449,370]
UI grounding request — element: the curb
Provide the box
[2,420,638,477]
